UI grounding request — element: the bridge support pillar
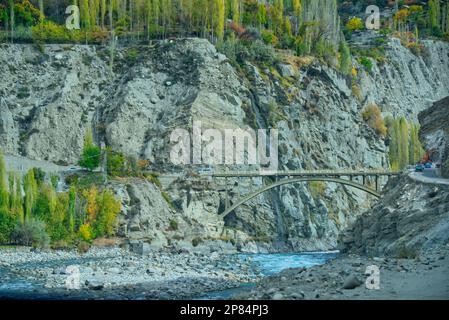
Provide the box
[362,175,366,186]
[375,176,379,192]
[225,177,230,210]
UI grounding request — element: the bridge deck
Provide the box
[208,170,401,178]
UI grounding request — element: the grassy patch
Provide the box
[309,181,326,198]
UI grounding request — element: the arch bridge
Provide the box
[201,170,401,218]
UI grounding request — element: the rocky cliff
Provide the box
[339,175,449,257]
[1,38,449,252]
[419,96,449,178]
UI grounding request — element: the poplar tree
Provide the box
[68,186,77,234]
[0,152,9,210]
[339,40,351,76]
[292,0,301,34]
[257,3,267,29]
[38,0,44,22]
[8,0,14,42]
[215,0,225,41]
[23,169,38,222]
[81,0,91,30]
[399,117,409,169]
[231,0,240,24]
[101,0,107,28]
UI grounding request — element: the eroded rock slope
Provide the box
[1,38,448,251]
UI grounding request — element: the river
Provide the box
[0,250,339,300]
[196,251,339,300]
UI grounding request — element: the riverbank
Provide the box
[0,246,259,300]
[234,245,449,300]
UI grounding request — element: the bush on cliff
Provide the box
[362,103,387,138]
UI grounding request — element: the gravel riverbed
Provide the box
[0,246,260,300]
[234,245,449,300]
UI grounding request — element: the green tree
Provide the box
[23,169,38,222]
[399,117,409,169]
[386,117,400,171]
[0,207,15,244]
[339,40,351,75]
[0,152,9,210]
[79,129,101,171]
[68,186,77,234]
[292,0,301,34]
[80,0,91,30]
[215,0,225,41]
[9,172,23,222]
[409,123,425,164]
[257,3,267,29]
[346,17,363,32]
[231,0,240,24]
[95,189,121,236]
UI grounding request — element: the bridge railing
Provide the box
[207,170,402,178]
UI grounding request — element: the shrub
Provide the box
[77,240,91,253]
[346,17,364,32]
[0,5,7,27]
[362,103,387,137]
[32,167,46,185]
[94,189,121,237]
[260,29,278,46]
[78,223,94,242]
[127,48,139,62]
[359,57,373,72]
[79,130,101,171]
[31,21,107,44]
[79,145,101,171]
[161,191,175,210]
[51,240,70,250]
[249,40,277,64]
[0,208,15,244]
[192,237,203,247]
[32,21,77,43]
[11,219,50,248]
[169,219,178,231]
[50,174,59,189]
[65,174,79,186]
[339,41,352,75]
[145,173,162,188]
[106,150,126,176]
[309,181,326,198]
[14,0,41,27]
[396,246,418,259]
[352,84,362,102]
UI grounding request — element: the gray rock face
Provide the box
[339,176,449,257]
[358,39,449,119]
[1,38,448,252]
[419,96,449,178]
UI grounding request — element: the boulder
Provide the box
[342,275,362,290]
